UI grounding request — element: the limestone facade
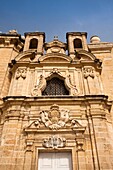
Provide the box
[0,30,113,170]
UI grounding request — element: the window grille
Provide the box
[42,77,69,96]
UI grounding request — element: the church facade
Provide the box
[0,30,113,170]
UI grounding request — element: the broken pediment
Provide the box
[73,50,102,68]
[12,50,36,62]
[74,50,97,61]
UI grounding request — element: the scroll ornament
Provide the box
[31,75,46,96]
[66,75,78,95]
[43,136,66,149]
[24,104,83,131]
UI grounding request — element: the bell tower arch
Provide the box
[23,32,45,56]
[66,32,88,58]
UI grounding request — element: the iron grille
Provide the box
[42,77,69,96]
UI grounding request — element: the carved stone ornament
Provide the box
[24,119,41,130]
[24,104,85,131]
[76,139,84,151]
[40,104,69,130]
[66,75,78,95]
[83,66,95,78]
[31,70,78,96]
[50,68,62,75]
[31,75,46,96]
[42,136,66,149]
[16,68,27,79]
[26,140,34,152]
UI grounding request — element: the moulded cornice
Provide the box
[2,95,109,104]
[88,42,113,53]
[66,32,87,38]
[24,32,45,40]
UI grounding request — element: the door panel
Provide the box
[56,152,72,169]
[38,152,72,170]
[38,153,54,170]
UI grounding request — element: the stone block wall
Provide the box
[0,31,113,170]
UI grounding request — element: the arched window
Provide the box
[42,77,69,96]
[29,38,38,49]
[74,38,82,48]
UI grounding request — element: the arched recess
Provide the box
[31,72,78,96]
[74,38,82,48]
[29,38,38,49]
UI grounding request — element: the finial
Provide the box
[8,29,18,34]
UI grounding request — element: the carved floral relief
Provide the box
[83,66,95,78]
[16,68,27,79]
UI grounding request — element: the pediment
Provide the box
[73,50,102,68]
[75,50,97,61]
[39,53,72,63]
[45,39,67,54]
[24,104,85,132]
[45,40,66,49]
[14,50,36,62]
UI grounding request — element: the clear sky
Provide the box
[0,0,113,43]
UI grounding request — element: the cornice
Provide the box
[66,32,87,38]
[2,95,109,104]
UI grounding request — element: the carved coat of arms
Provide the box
[24,104,84,131]
[40,104,69,130]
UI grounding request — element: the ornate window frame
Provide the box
[31,70,78,96]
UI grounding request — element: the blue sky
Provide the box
[0,0,113,43]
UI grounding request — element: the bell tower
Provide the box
[23,32,45,56]
[66,32,88,58]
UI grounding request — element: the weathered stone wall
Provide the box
[88,42,113,101]
[0,31,113,170]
